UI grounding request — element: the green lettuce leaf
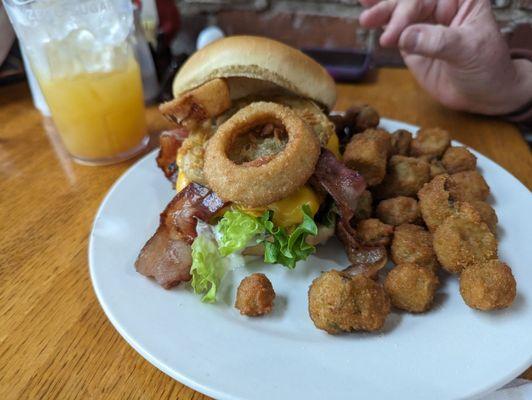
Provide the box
[259,204,318,269]
[216,209,265,256]
[190,233,226,303]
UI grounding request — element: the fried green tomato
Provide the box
[308,270,390,334]
[235,273,276,316]
[343,129,392,186]
[391,224,439,272]
[433,203,497,274]
[374,155,430,199]
[410,127,451,158]
[448,170,490,202]
[460,260,516,310]
[356,218,394,247]
[376,196,421,226]
[441,146,477,174]
[384,263,439,313]
[390,129,412,156]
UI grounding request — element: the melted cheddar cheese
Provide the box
[325,131,340,158]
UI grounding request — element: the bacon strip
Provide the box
[135,226,193,289]
[312,149,386,277]
[156,128,189,183]
[312,149,366,216]
[135,183,227,288]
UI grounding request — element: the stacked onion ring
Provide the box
[204,102,320,207]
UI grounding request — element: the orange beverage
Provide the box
[37,57,148,164]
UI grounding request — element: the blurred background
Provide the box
[1,0,531,137]
[170,0,532,65]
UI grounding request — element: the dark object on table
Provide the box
[303,48,372,82]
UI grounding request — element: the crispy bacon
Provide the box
[156,129,189,183]
[312,149,366,217]
[135,226,192,289]
[312,149,386,277]
[162,182,226,245]
[135,183,227,289]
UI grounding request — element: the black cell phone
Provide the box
[302,48,373,82]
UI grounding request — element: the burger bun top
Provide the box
[172,35,337,111]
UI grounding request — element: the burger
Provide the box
[136,36,386,302]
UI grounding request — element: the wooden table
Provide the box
[1,68,530,399]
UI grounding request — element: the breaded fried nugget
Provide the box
[448,171,490,202]
[418,174,455,233]
[374,155,430,199]
[470,200,498,235]
[308,270,390,333]
[235,273,276,316]
[418,175,497,234]
[353,190,373,221]
[433,203,497,274]
[384,263,439,313]
[391,129,412,156]
[410,127,451,158]
[391,224,439,272]
[376,196,421,226]
[429,159,447,179]
[441,146,477,174]
[460,260,516,310]
[343,129,392,186]
[356,218,394,246]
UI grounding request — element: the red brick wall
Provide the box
[174,0,532,65]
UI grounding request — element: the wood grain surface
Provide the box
[0,68,530,400]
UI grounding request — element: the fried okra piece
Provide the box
[235,273,275,316]
[433,203,497,274]
[308,270,390,333]
[374,155,430,199]
[376,196,421,226]
[441,146,477,174]
[460,260,516,310]
[390,129,412,156]
[343,129,392,186]
[391,224,439,272]
[355,218,394,247]
[384,263,439,313]
[417,174,455,233]
[470,200,498,235]
[410,127,451,158]
[346,104,381,131]
[353,190,373,221]
[429,159,447,179]
[448,171,490,202]
[418,174,497,234]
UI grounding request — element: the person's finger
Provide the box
[434,0,460,25]
[399,24,463,62]
[380,0,437,47]
[359,0,382,7]
[359,0,397,29]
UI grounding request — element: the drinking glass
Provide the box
[4,0,149,165]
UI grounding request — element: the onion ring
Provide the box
[204,102,320,207]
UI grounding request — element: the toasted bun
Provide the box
[172,36,336,110]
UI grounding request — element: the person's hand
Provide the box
[359,0,532,115]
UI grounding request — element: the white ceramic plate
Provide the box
[89,119,532,400]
